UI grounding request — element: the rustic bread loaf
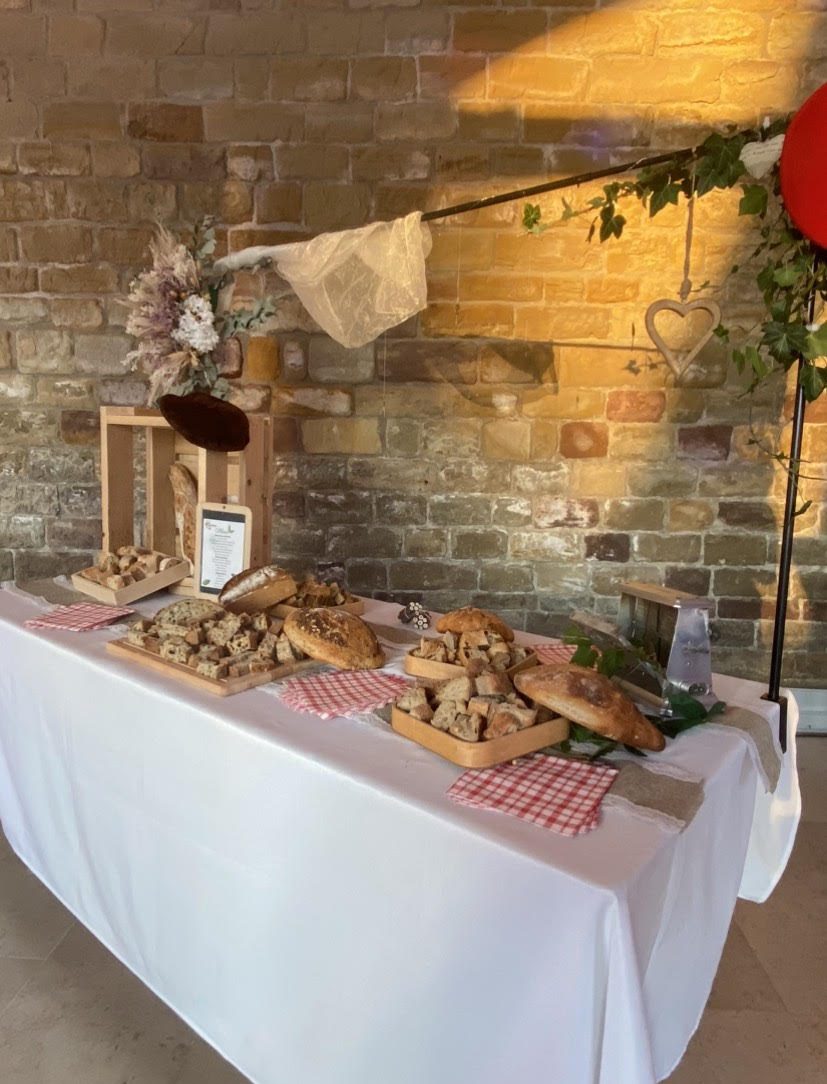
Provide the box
[514,664,666,752]
[219,565,297,612]
[154,598,225,626]
[283,608,384,670]
[435,607,514,643]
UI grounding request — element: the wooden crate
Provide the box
[99,406,272,597]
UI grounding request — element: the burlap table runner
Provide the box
[604,761,704,832]
[706,706,782,793]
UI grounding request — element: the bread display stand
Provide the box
[71,557,189,606]
[391,707,570,769]
[403,645,539,685]
[106,638,314,697]
[99,406,272,599]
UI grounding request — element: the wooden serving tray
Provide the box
[391,707,570,768]
[72,558,189,606]
[106,638,314,697]
[271,596,366,619]
[403,645,539,685]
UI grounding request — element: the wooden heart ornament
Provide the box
[644,298,722,382]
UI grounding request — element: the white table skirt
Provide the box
[0,590,799,1084]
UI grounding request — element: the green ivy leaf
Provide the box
[773,265,800,287]
[800,363,827,401]
[694,132,747,195]
[648,181,681,217]
[804,325,827,360]
[762,320,810,362]
[739,184,769,217]
[522,203,542,231]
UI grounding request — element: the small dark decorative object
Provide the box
[398,601,431,630]
[158,391,250,452]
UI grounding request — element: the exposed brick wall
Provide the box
[1,0,826,686]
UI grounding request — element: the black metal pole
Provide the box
[764,262,821,751]
[421,149,696,223]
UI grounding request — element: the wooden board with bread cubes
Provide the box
[391,605,667,766]
[106,565,385,695]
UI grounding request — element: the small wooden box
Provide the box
[71,555,188,606]
[99,406,272,598]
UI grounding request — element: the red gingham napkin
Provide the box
[531,641,576,666]
[447,754,618,837]
[280,669,412,719]
[24,602,134,632]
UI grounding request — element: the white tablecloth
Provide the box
[0,590,800,1084]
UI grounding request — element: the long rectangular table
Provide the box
[0,588,800,1084]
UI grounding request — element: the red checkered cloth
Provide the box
[24,602,134,632]
[280,669,412,719]
[531,641,576,666]
[447,754,618,837]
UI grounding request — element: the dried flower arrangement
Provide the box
[125,218,275,403]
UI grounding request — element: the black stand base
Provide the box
[761,692,788,753]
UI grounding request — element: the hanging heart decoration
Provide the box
[644,298,722,382]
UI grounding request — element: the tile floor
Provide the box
[0,738,824,1084]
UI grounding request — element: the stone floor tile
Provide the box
[0,923,230,1084]
[0,856,76,962]
[0,957,45,1019]
[735,823,827,1016]
[707,923,785,1013]
[674,1010,827,1084]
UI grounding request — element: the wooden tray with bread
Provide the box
[403,605,539,685]
[391,673,569,768]
[270,576,365,619]
[72,547,189,605]
[104,596,317,697]
[391,708,569,769]
[404,641,538,684]
[106,638,315,697]
[272,596,365,618]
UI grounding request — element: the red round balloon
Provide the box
[780,82,827,248]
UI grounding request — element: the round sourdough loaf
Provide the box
[283,608,384,670]
[514,663,666,752]
[435,606,514,642]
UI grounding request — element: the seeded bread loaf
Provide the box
[283,608,384,670]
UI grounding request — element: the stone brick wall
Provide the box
[1,0,826,686]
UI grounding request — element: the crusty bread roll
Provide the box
[514,664,666,752]
[435,606,514,643]
[219,565,297,613]
[283,608,384,670]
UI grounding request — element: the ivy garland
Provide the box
[522,119,827,403]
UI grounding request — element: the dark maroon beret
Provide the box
[158,392,250,451]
